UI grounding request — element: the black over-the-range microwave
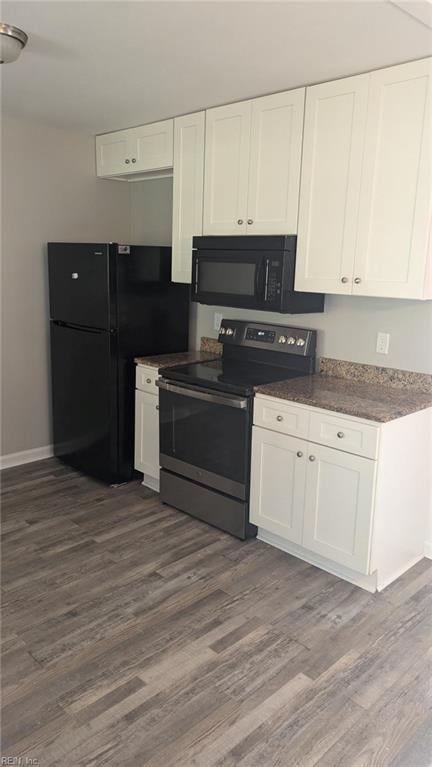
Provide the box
[191,235,324,314]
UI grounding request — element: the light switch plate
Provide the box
[376,332,390,354]
[214,312,223,332]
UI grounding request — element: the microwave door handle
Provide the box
[263,258,270,302]
[194,257,199,294]
[255,258,266,299]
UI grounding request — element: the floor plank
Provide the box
[1,457,431,766]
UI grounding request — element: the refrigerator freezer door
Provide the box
[48,243,114,329]
[50,321,119,483]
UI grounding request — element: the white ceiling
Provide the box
[2,1,432,135]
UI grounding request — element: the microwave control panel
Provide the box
[266,261,282,303]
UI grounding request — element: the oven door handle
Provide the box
[156,379,248,409]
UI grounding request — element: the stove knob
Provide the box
[219,327,226,335]
[287,336,296,345]
[278,335,287,344]
[296,338,306,347]
[225,328,234,336]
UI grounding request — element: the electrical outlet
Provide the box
[376,332,390,354]
[214,312,223,332]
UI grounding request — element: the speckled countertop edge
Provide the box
[134,337,222,368]
[320,358,432,394]
[256,374,432,423]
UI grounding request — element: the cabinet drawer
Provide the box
[136,366,159,394]
[309,412,379,459]
[254,397,309,438]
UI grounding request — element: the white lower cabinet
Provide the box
[302,444,376,573]
[251,395,431,591]
[135,367,160,490]
[250,429,306,544]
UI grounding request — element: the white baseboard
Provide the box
[257,529,378,593]
[0,445,54,470]
[425,541,432,559]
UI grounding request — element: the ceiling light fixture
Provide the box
[0,23,28,64]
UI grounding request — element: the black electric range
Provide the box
[157,319,317,539]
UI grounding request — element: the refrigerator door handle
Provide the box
[52,320,106,335]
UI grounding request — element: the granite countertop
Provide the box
[255,374,432,423]
[134,350,218,369]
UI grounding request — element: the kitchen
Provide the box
[1,2,432,765]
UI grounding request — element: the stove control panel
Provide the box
[218,320,316,357]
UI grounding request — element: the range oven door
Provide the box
[192,250,283,311]
[157,379,251,500]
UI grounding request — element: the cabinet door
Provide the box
[303,444,376,573]
[134,390,160,479]
[129,119,174,172]
[354,58,431,299]
[295,74,369,294]
[172,112,205,283]
[96,131,132,176]
[250,427,306,543]
[203,101,251,234]
[247,89,305,234]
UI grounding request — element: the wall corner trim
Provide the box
[0,445,54,470]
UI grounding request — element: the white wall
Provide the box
[1,116,131,458]
[195,298,432,374]
[130,178,173,245]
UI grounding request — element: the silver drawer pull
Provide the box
[337,431,344,439]
[297,451,303,458]
[276,415,284,422]
[156,405,159,410]
[146,378,152,384]
[309,455,316,462]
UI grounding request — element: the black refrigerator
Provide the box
[48,242,189,484]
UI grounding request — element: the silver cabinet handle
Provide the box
[131,158,136,163]
[146,378,151,384]
[276,415,284,422]
[247,219,253,225]
[354,277,361,284]
[156,405,159,410]
[297,451,303,458]
[337,431,344,439]
[309,455,316,462]
[341,277,349,284]
[125,159,130,164]
[237,219,244,225]
[71,272,79,280]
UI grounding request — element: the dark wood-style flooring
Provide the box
[1,458,431,766]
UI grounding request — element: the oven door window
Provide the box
[159,387,250,498]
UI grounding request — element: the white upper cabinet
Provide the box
[96,119,173,178]
[96,131,132,177]
[203,89,305,235]
[296,58,432,300]
[171,112,205,283]
[354,58,431,299]
[129,120,173,173]
[246,89,305,234]
[295,74,369,294]
[203,100,251,235]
